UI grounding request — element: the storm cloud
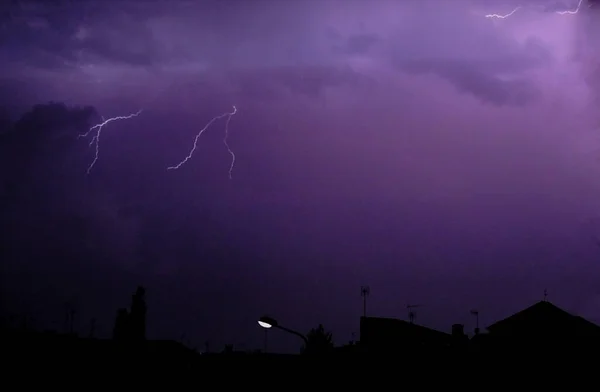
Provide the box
[2,0,600,353]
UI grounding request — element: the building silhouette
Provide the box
[7,290,600,369]
[477,300,600,353]
[359,316,452,353]
[486,300,600,337]
[112,308,129,341]
[359,300,600,355]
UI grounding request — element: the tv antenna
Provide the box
[360,286,370,318]
[69,308,77,334]
[470,309,479,333]
[89,318,96,338]
[407,304,421,324]
[64,302,77,334]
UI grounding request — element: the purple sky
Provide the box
[1,0,600,352]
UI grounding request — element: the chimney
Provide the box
[452,324,468,348]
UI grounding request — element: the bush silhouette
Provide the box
[302,324,334,355]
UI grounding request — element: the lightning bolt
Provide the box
[556,0,584,14]
[222,107,237,179]
[78,110,143,175]
[485,6,521,19]
[167,106,238,179]
[484,0,585,19]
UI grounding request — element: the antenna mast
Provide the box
[470,309,479,334]
[64,303,75,334]
[89,318,96,338]
[360,286,370,318]
[64,303,70,333]
[69,308,77,334]
[407,304,421,324]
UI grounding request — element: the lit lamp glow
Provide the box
[256,315,308,345]
[258,316,277,329]
[258,320,272,329]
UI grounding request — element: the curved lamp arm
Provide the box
[277,325,309,346]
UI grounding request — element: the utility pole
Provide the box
[543,289,548,302]
[89,318,96,338]
[264,328,268,354]
[360,286,370,318]
[69,308,76,334]
[64,303,70,333]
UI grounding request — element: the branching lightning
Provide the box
[78,110,143,174]
[485,0,585,19]
[167,106,238,179]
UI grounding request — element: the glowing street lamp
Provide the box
[257,315,308,345]
[258,316,277,329]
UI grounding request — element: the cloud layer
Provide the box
[2,0,600,351]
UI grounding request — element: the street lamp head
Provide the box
[258,316,278,329]
[256,315,308,345]
[258,320,272,329]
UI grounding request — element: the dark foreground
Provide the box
[4,328,596,378]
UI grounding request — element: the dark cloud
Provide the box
[0,78,40,111]
[0,1,84,68]
[402,60,540,105]
[0,0,563,108]
[333,34,380,55]
[0,102,96,204]
[0,106,12,133]
[0,1,162,69]
[231,65,375,100]
[72,12,162,68]
[12,101,95,138]
[576,2,600,114]
[78,36,158,68]
[387,6,553,106]
[542,1,579,12]
[0,102,96,243]
[0,101,148,288]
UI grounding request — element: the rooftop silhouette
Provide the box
[5,284,600,371]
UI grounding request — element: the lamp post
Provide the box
[257,316,308,346]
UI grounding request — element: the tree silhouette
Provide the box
[302,324,334,355]
[129,286,147,340]
[112,286,147,341]
[113,308,129,341]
